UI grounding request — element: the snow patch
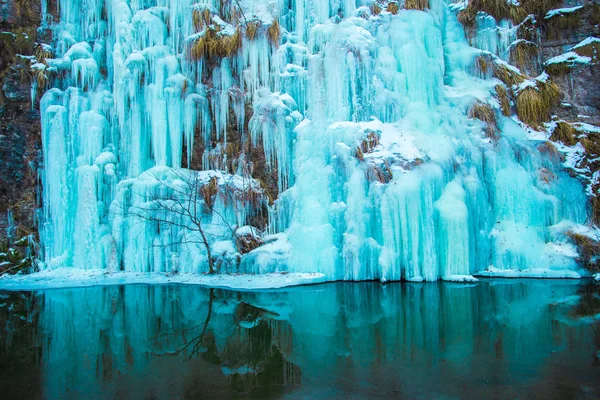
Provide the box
[0,268,327,291]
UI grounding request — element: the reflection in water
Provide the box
[1,280,600,399]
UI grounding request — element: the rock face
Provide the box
[1,0,38,240]
[540,1,600,126]
[0,0,57,271]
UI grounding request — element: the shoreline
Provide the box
[0,267,594,292]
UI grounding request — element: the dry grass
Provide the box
[508,5,528,23]
[520,0,562,17]
[476,55,490,75]
[366,162,393,184]
[495,84,511,116]
[360,130,381,153]
[593,193,600,226]
[590,4,600,26]
[573,40,600,61]
[34,43,52,63]
[267,19,281,46]
[33,68,47,89]
[545,60,572,77]
[466,0,509,23]
[355,147,365,162]
[405,0,429,11]
[550,121,578,146]
[386,1,399,14]
[509,40,538,72]
[457,9,476,27]
[189,27,241,60]
[515,80,561,128]
[544,9,583,39]
[245,19,261,40]
[454,6,477,26]
[370,2,382,15]
[355,130,381,161]
[201,176,219,210]
[457,0,527,27]
[581,133,600,156]
[181,79,189,98]
[493,61,526,87]
[192,8,212,32]
[223,1,244,26]
[517,16,538,42]
[566,231,600,271]
[468,101,499,139]
[456,0,560,28]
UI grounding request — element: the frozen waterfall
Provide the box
[38,0,590,281]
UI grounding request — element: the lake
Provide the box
[1,279,599,399]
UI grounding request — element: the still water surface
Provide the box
[1,279,599,399]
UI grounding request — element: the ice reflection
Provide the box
[1,280,600,399]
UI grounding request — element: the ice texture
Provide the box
[34,0,591,283]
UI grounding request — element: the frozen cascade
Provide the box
[37,0,590,280]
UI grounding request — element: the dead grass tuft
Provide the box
[550,121,578,146]
[267,19,281,46]
[366,162,393,184]
[573,40,600,61]
[475,54,490,75]
[386,1,399,14]
[201,176,219,210]
[515,80,560,128]
[468,101,499,139]
[566,231,600,272]
[192,8,213,32]
[189,26,241,60]
[405,0,429,11]
[544,9,583,39]
[581,133,600,156]
[495,84,511,117]
[457,0,528,27]
[493,61,526,87]
[509,40,538,72]
[545,60,572,77]
[245,19,261,40]
[371,2,382,15]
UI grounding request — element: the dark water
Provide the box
[1,280,600,399]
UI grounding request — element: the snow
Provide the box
[0,268,327,291]
[545,51,591,66]
[475,266,586,279]
[573,37,600,50]
[444,275,479,283]
[574,122,600,134]
[545,6,584,19]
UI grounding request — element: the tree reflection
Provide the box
[165,288,301,396]
[0,281,599,399]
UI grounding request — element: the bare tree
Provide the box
[119,167,264,274]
